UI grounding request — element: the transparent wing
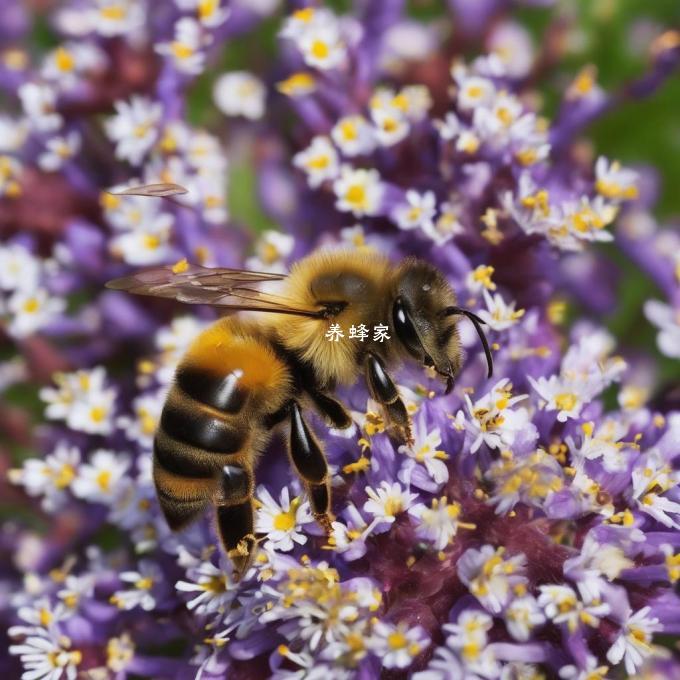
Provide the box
[106,262,323,318]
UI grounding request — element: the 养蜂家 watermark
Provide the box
[325,323,391,342]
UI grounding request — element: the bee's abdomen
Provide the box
[154,381,247,477]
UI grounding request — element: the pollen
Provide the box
[171,42,194,60]
[172,258,189,274]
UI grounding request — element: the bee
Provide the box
[107,249,492,580]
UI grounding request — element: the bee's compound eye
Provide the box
[392,296,422,357]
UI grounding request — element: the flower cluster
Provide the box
[2,2,680,679]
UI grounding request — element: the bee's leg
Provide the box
[214,462,256,583]
[288,401,334,534]
[365,352,414,446]
[309,390,353,429]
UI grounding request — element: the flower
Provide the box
[408,497,475,550]
[6,288,65,338]
[456,378,533,453]
[457,545,527,613]
[71,449,131,504]
[255,486,313,551]
[363,481,419,531]
[155,18,207,75]
[333,166,384,217]
[331,115,376,157]
[477,290,525,331]
[293,136,340,188]
[105,96,163,165]
[392,190,437,233]
[606,606,662,675]
[213,71,266,120]
[368,620,430,669]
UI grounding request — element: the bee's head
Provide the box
[391,259,492,393]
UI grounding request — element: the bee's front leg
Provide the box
[365,353,414,447]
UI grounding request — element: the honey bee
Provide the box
[107,249,492,580]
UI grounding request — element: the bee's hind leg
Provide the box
[215,462,256,582]
[365,352,414,446]
[288,400,334,535]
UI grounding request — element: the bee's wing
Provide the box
[106,262,324,318]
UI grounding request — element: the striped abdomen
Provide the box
[152,317,293,533]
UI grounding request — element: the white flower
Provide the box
[457,378,533,453]
[398,420,449,485]
[371,106,410,147]
[331,115,376,156]
[118,390,163,449]
[476,289,525,331]
[255,486,313,551]
[408,497,475,550]
[6,288,65,338]
[19,82,63,132]
[595,156,638,202]
[66,386,117,435]
[72,449,131,504]
[245,230,294,273]
[452,68,496,111]
[41,367,118,435]
[110,221,173,265]
[529,374,589,423]
[537,584,610,633]
[606,606,662,676]
[486,449,564,515]
[363,481,418,531]
[155,17,207,75]
[293,135,340,188]
[41,43,107,88]
[568,420,634,473]
[91,0,145,37]
[175,553,235,616]
[504,595,546,641]
[333,165,384,217]
[8,443,81,513]
[631,449,680,528]
[487,21,534,78]
[213,71,266,120]
[38,131,82,172]
[644,300,680,359]
[10,632,82,680]
[292,11,346,70]
[113,560,162,611]
[368,621,430,669]
[422,201,465,245]
[457,545,527,613]
[176,0,230,28]
[392,190,437,232]
[105,96,162,165]
[442,610,500,678]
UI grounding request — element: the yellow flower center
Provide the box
[310,40,330,59]
[346,184,366,208]
[97,470,112,491]
[101,5,126,21]
[90,406,107,423]
[555,393,577,412]
[387,631,407,650]
[22,297,40,313]
[55,47,75,72]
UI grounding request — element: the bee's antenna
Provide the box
[443,307,494,379]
